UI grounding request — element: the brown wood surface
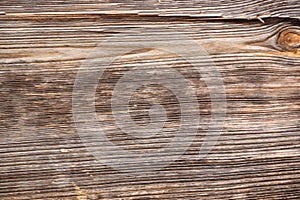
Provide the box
[0,2,300,200]
[0,0,300,19]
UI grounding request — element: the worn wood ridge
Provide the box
[0,1,300,200]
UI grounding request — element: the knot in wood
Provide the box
[277,29,300,52]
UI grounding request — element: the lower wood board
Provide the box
[0,14,299,199]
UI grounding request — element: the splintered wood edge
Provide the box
[0,11,299,21]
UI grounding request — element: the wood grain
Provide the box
[0,0,300,19]
[0,12,299,200]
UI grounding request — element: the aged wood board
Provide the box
[0,0,300,19]
[0,1,300,199]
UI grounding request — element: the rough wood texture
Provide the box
[0,0,300,19]
[0,3,300,200]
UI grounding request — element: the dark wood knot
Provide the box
[277,29,300,52]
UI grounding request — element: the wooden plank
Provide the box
[0,15,299,199]
[0,0,300,19]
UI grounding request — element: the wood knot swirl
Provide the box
[277,29,300,52]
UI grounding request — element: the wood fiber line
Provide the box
[0,0,300,19]
[0,14,299,200]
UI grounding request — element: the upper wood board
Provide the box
[0,0,300,19]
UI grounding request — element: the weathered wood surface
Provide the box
[0,4,300,200]
[0,0,300,19]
